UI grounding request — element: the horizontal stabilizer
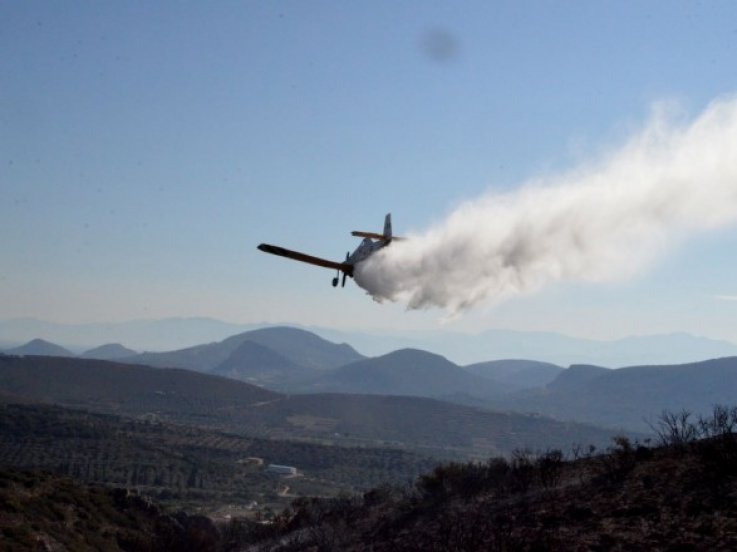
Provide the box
[351,231,405,241]
[351,231,385,240]
[351,213,404,242]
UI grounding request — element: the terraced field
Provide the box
[236,394,631,459]
[0,404,438,513]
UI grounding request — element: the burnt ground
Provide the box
[246,435,737,551]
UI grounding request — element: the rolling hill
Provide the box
[235,326,364,369]
[465,359,564,390]
[0,402,438,505]
[236,392,629,458]
[546,363,612,392]
[81,343,138,360]
[298,348,508,399]
[4,338,74,357]
[6,317,737,366]
[501,357,737,431]
[0,355,628,458]
[0,354,279,425]
[210,339,310,388]
[6,327,737,439]
[125,325,365,374]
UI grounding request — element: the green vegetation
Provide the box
[0,403,437,513]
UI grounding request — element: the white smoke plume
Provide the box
[354,96,737,313]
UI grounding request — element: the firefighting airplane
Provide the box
[258,213,398,288]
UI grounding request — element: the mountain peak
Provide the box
[6,339,74,358]
[81,343,137,360]
[314,348,503,399]
[547,364,610,391]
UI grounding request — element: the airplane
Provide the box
[258,213,398,288]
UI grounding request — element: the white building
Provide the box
[266,464,297,475]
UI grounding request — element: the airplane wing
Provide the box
[257,244,352,273]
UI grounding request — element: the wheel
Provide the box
[332,277,339,287]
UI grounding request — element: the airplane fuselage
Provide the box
[257,213,396,288]
[347,237,386,266]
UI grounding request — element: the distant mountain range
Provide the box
[0,317,261,354]
[465,359,564,390]
[80,343,138,360]
[296,349,510,399]
[129,326,363,374]
[3,316,737,366]
[4,338,75,357]
[499,358,737,432]
[3,325,737,434]
[0,354,278,417]
[0,355,627,458]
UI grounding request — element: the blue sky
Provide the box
[2,1,737,344]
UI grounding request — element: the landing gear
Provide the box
[331,252,351,288]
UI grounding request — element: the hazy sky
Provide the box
[3,1,737,343]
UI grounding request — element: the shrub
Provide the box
[596,436,637,484]
[649,409,699,449]
[536,449,564,489]
[415,462,486,501]
[509,448,536,492]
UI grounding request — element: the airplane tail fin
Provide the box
[351,213,393,242]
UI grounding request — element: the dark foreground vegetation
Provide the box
[0,469,223,551]
[242,406,737,551]
[3,406,737,550]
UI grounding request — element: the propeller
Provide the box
[341,252,349,287]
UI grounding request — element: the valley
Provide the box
[3,324,737,549]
